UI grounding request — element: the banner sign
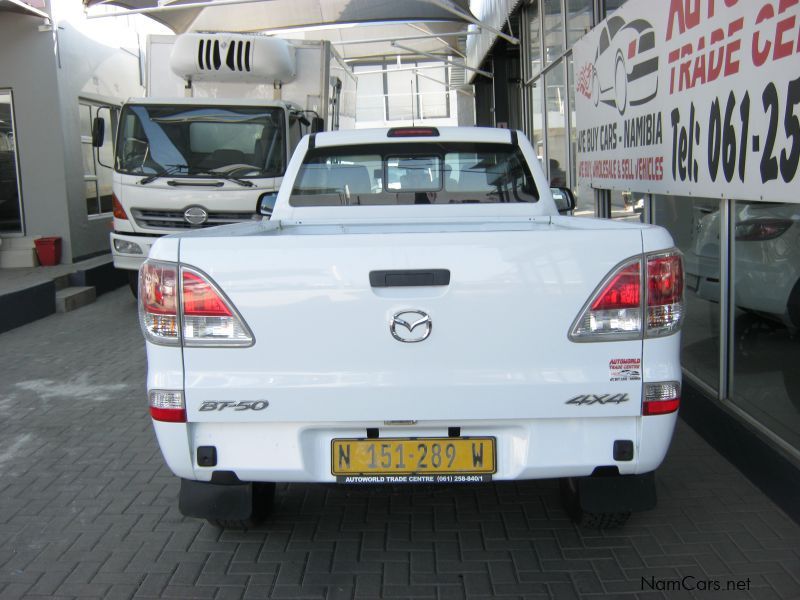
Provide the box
[573,0,800,202]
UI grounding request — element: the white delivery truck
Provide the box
[98,33,355,293]
[139,126,684,530]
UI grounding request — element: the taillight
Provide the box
[570,249,684,341]
[138,259,254,347]
[646,251,683,337]
[112,193,128,220]
[642,382,680,416]
[570,258,642,340]
[139,261,179,345]
[181,267,253,346]
[149,390,186,422]
[735,218,792,241]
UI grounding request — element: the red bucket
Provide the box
[34,236,62,266]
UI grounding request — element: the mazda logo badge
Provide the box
[184,206,208,225]
[390,310,432,343]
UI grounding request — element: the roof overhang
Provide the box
[0,0,49,19]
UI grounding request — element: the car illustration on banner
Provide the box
[591,16,659,115]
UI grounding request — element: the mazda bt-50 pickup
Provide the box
[138,126,684,529]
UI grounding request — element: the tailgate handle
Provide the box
[369,269,450,287]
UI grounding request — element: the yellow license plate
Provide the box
[331,437,496,481]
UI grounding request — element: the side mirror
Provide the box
[257,192,278,218]
[311,117,325,133]
[91,116,105,148]
[551,187,576,215]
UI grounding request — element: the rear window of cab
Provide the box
[290,142,539,207]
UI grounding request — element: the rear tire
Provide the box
[206,482,276,530]
[127,270,138,298]
[560,477,631,529]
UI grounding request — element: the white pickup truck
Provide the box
[138,126,684,529]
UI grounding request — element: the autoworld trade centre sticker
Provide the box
[610,358,642,381]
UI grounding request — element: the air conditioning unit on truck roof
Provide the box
[170,33,297,84]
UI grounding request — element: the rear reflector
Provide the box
[387,127,440,137]
[642,381,680,416]
[149,390,186,423]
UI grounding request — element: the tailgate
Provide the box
[179,224,644,422]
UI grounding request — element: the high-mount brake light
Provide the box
[642,382,680,416]
[570,249,684,341]
[139,261,179,345]
[387,127,440,137]
[181,267,254,347]
[112,193,128,220]
[138,261,254,347]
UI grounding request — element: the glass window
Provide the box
[116,105,285,178]
[610,190,646,222]
[386,63,416,121]
[528,0,543,78]
[290,143,539,207]
[354,65,386,123]
[730,201,800,451]
[566,0,593,48]
[417,64,449,119]
[602,0,627,18]
[655,195,721,392]
[0,90,22,233]
[543,0,565,65]
[528,79,544,163]
[544,61,567,187]
[80,101,116,218]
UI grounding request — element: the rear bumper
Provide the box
[153,414,678,483]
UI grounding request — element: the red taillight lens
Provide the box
[138,261,179,344]
[138,261,253,347]
[643,382,680,416]
[591,263,640,310]
[180,267,254,346]
[112,194,128,220]
[735,218,792,241]
[570,249,684,342]
[183,271,232,317]
[646,251,684,336]
[570,258,642,340]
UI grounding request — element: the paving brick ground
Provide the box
[0,288,799,600]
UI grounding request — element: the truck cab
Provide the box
[102,33,355,292]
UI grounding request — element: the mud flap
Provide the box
[578,471,657,513]
[179,478,253,520]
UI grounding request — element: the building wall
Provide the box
[55,22,144,261]
[0,13,72,249]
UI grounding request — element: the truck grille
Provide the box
[131,208,254,230]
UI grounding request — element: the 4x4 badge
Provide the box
[566,393,630,406]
